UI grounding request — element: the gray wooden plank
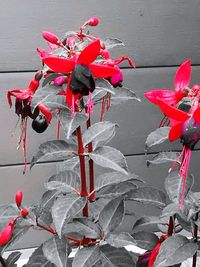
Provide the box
[1,0,200,71]
[1,66,200,165]
[0,151,200,249]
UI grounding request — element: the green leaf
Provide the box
[95,79,115,94]
[106,232,136,248]
[63,218,100,239]
[0,204,19,230]
[161,203,179,218]
[42,236,69,267]
[72,246,101,267]
[30,140,77,168]
[155,235,198,266]
[127,187,167,208]
[147,151,179,167]
[44,170,80,193]
[89,146,128,174]
[24,245,55,266]
[111,87,140,105]
[57,157,79,173]
[52,195,87,237]
[88,198,111,219]
[132,216,161,233]
[132,231,159,250]
[42,73,64,87]
[103,38,125,49]
[145,126,170,149]
[31,85,62,110]
[44,95,67,110]
[95,172,139,193]
[99,198,124,235]
[58,109,88,139]
[82,121,118,149]
[165,171,194,203]
[100,245,136,267]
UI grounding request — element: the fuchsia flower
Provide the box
[144,59,191,106]
[7,71,52,173]
[43,39,119,117]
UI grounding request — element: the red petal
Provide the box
[169,122,183,141]
[144,89,176,105]
[77,39,100,65]
[193,107,200,123]
[38,104,52,123]
[43,57,75,73]
[156,99,190,121]
[65,77,79,108]
[174,59,191,92]
[89,64,119,78]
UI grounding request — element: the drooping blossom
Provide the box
[7,71,52,173]
[144,59,191,106]
[152,99,200,208]
[43,39,119,118]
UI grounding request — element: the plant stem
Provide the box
[86,117,95,198]
[77,126,88,216]
[167,216,174,236]
[192,213,199,267]
[0,256,7,267]
[36,222,57,235]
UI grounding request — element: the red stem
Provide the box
[167,216,174,236]
[86,117,95,197]
[36,222,57,235]
[77,126,88,216]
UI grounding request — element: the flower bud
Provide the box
[21,208,29,217]
[0,225,13,246]
[87,17,99,26]
[42,31,59,45]
[15,191,23,209]
[110,66,123,87]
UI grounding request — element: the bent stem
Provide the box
[192,213,199,267]
[77,126,88,216]
[168,216,175,236]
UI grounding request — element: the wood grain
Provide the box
[0,0,200,71]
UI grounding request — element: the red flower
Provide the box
[144,59,191,106]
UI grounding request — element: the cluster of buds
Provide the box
[145,59,200,208]
[0,191,29,247]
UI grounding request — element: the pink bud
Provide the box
[15,191,23,209]
[21,208,29,217]
[110,67,123,87]
[87,17,99,26]
[53,76,66,86]
[0,225,13,246]
[42,31,59,45]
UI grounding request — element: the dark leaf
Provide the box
[89,146,129,174]
[58,109,88,139]
[100,245,136,267]
[111,87,140,105]
[44,170,80,193]
[132,231,159,250]
[106,232,136,248]
[52,194,87,237]
[103,38,125,49]
[30,140,77,168]
[165,171,194,203]
[145,127,170,149]
[155,235,198,266]
[127,187,167,208]
[63,218,100,239]
[82,121,118,149]
[24,245,55,266]
[99,198,124,235]
[147,151,179,167]
[6,251,21,267]
[72,246,101,267]
[42,236,69,267]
